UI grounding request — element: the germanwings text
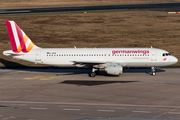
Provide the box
[112,50,150,54]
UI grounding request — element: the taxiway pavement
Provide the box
[0,68,180,120]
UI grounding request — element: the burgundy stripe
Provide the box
[5,21,19,53]
[15,23,27,53]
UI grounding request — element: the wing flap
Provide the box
[72,61,106,65]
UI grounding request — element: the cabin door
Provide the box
[151,49,157,61]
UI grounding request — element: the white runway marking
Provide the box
[58,105,82,108]
[109,107,126,109]
[9,116,16,118]
[132,111,151,113]
[97,110,115,112]
[30,107,47,110]
[63,108,81,111]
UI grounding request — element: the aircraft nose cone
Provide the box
[174,57,178,63]
[172,56,178,64]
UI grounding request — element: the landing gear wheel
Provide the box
[90,72,96,77]
[151,67,156,76]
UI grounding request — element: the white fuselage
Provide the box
[4,48,178,68]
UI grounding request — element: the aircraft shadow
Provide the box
[0,58,166,76]
[60,80,139,86]
[123,68,165,75]
[0,58,28,68]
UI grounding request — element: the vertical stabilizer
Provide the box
[6,21,39,53]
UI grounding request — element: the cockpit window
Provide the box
[162,53,171,56]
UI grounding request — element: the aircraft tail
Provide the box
[6,21,40,53]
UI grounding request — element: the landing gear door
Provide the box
[151,49,157,61]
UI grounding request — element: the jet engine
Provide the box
[105,65,123,75]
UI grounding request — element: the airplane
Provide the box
[3,21,178,77]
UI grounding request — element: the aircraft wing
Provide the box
[72,61,106,65]
[72,60,127,68]
[72,60,123,68]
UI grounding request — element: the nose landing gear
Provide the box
[151,67,156,76]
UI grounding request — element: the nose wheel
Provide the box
[152,72,156,76]
[151,67,156,76]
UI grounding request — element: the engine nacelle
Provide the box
[105,65,123,75]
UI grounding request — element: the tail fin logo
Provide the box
[163,58,167,61]
[6,21,34,53]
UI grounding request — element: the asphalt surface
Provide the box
[0,68,180,120]
[0,3,180,15]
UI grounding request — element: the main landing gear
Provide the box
[89,68,99,77]
[151,67,156,76]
